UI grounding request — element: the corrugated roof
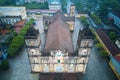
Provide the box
[96,29,120,56]
[44,16,73,54]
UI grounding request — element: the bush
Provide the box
[95,43,103,50]
[100,50,108,56]
[1,60,9,70]
[80,16,89,27]
[8,48,18,57]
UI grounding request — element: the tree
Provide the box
[109,32,116,40]
[80,16,89,27]
[19,30,27,36]
[100,50,108,56]
[12,31,18,37]
[1,60,9,70]
[91,13,102,25]
[95,43,103,50]
[11,35,25,48]
[0,0,16,6]
[7,47,18,57]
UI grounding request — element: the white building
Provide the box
[115,38,120,49]
[108,12,120,28]
[0,7,27,25]
[48,0,61,10]
[0,7,27,20]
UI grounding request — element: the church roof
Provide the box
[44,16,73,54]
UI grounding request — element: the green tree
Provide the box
[109,32,116,40]
[100,50,108,56]
[80,16,89,27]
[91,13,102,25]
[8,47,18,57]
[12,31,18,37]
[95,43,103,50]
[1,60,9,70]
[19,30,27,36]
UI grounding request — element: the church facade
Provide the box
[25,12,93,77]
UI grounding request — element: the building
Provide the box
[48,0,61,10]
[109,55,120,80]
[0,7,27,25]
[95,29,120,56]
[25,0,48,3]
[27,9,59,17]
[116,38,120,49]
[0,16,22,25]
[43,12,75,31]
[108,12,120,28]
[70,5,75,17]
[25,13,93,80]
[95,29,120,80]
[14,20,26,33]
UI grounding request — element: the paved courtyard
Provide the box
[0,48,39,80]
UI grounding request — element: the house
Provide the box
[0,16,22,26]
[0,7,27,25]
[48,0,61,10]
[95,29,120,80]
[109,55,120,80]
[108,11,120,28]
[95,29,120,56]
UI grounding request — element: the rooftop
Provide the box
[79,28,93,39]
[43,12,75,22]
[14,20,25,33]
[0,6,25,12]
[49,0,60,4]
[114,56,120,63]
[96,29,120,56]
[110,10,120,18]
[25,27,39,39]
[44,14,73,54]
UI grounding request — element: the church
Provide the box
[25,4,93,80]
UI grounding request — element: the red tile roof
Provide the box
[14,20,25,33]
[14,20,25,27]
[114,56,120,63]
[96,29,120,56]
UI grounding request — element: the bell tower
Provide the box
[70,4,75,16]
